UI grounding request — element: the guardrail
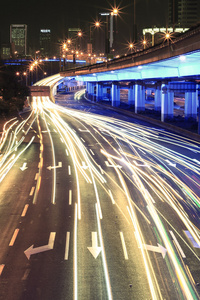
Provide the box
[60,25,200,77]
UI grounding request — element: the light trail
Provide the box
[38,90,200,297]
[4,74,198,299]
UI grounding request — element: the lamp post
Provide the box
[100,8,118,58]
[143,39,147,50]
[129,42,135,53]
[88,21,100,56]
[133,0,137,42]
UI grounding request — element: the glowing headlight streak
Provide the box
[37,74,200,298]
[131,164,197,299]
[124,152,200,249]
[129,161,199,299]
[155,206,200,263]
[42,107,108,219]
[0,135,25,170]
[95,203,113,300]
[44,110,83,217]
[109,154,161,299]
[38,97,56,205]
[33,112,44,204]
[101,146,199,298]
[47,110,92,184]
[147,203,198,300]
[0,136,35,183]
[127,205,161,300]
[74,203,78,300]
[0,154,16,182]
[15,110,35,136]
[0,118,18,151]
[74,89,85,100]
[24,114,37,136]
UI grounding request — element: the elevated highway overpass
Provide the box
[60,25,200,133]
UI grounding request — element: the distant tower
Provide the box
[10,24,27,56]
[168,0,199,29]
[40,29,51,57]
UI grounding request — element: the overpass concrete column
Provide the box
[168,91,174,118]
[87,82,95,101]
[191,91,197,120]
[96,82,103,102]
[185,92,192,119]
[128,82,135,106]
[198,88,200,134]
[135,83,145,113]
[161,84,174,122]
[111,82,120,107]
[185,91,197,120]
[154,85,161,111]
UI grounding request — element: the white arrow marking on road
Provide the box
[24,232,56,260]
[20,162,28,171]
[47,162,62,170]
[82,161,88,169]
[165,159,176,167]
[143,243,167,259]
[87,232,102,259]
[105,161,122,169]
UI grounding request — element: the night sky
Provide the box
[0,0,168,49]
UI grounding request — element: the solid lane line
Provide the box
[9,229,19,246]
[21,204,29,217]
[120,232,128,260]
[65,232,70,260]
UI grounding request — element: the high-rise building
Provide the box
[40,29,51,57]
[68,28,81,41]
[1,44,11,59]
[168,0,199,28]
[10,24,27,56]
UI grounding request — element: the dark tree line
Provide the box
[0,68,30,116]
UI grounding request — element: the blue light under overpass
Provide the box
[75,50,200,82]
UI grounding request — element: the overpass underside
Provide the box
[60,26,200,132]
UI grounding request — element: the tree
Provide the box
[0,71,30,115]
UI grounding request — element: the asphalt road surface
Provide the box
[0,88,200,300]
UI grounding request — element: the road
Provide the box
[0,76,200,299]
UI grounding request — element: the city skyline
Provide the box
[1,0,200,57]
[1,1,170,47]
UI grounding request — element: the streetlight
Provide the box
[142,39,147,50]
[110,8,118,52]
[164,31,172,45]
[128,42,136,53]
[100,7,119,57]
[88,21,101,55]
